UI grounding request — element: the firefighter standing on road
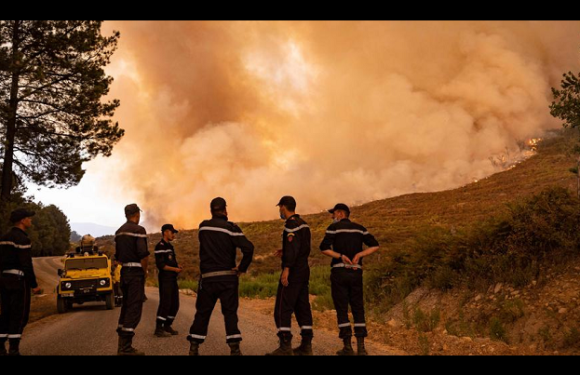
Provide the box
[154,224,182,337]
[187,197,254,356]
[115,204,150,356]
[266,196,314,356]
[320,203,380,356]
[0,208,41,356]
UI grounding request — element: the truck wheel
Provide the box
[57,296,67,314]
[105,293,114,310]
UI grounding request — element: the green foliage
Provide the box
[413,307,441,333]
[367,186,580,308]
[499,299,525,324]
[418,334,430,355]
[177,279,199,292]
[551,71,580,131]
[0,194,71,256]
[489,318,508,343]
[0,20,124,198]
[551,69,580,180]
[237,266,333,306]
[563,327,580,348]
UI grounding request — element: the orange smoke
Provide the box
[98,21,580,230]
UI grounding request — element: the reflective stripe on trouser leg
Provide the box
[331,269,353,339]
[189,279,244,343]
[0,277,31,339]
[157,276,179,325]
[354,323,368,338]
[219,281,242,343]
[350,270,367,338]
[295,280,314,338]
[169,277,180,326]
[118,269,145,337]
[188,280,217,343]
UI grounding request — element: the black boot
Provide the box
[8,339,21,356]
[117,335,145,356]
[189,341,200,356]
[154,321,171,337]
[336,337,355,356]
[266,336,293,356]
[0,338,7,356]
[293,336,313,356]
[228,341,242,356]
[356,336,368,356]
[164,325,179,336]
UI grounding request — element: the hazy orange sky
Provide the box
[30,21,580,233]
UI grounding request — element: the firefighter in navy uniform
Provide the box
[0,208,41,356]
[154,223,182,337]
[267,196,314,356]
[320,203,380,356]
[115,204,150,356]
[188,197,254,356]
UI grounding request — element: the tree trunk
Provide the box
[1,20,21,202]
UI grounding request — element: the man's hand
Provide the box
[174,266,183,274]
[232,267,244,277]
[352,253,362,265]
[32,287,42,295]
[341,255,353,265]
[281,268,290,287]
[274,249,283,258]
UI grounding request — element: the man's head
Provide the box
[328,203,350,222]
[276,196,296,220]
[210,197,228,217]
[125,204,142,224]
[10,208,35,229]
[81,234,96,250]
[161,224,178,242]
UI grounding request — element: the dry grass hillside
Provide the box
[95,129,580,354]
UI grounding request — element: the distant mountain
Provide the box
[71,222,117,238]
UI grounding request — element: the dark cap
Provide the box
[10,208,35,223]
[276,196,296,210]
[161,224,179,234]
[328,203,350,215]
[210,197,227,211]
[124,203,142,217]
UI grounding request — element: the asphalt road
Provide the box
[19,257,397,356]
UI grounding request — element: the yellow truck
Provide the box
[56,252,115,313]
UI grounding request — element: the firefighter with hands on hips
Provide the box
[267,196,314,356]
[187,197,254,356]
[0,208,41,356]
[114,203,150,356]
[320,203,380,356]
[154,223,182,337]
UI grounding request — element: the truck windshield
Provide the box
[65,258,108,270]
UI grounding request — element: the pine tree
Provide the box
[551,69,580,197]
[0,20,124,201]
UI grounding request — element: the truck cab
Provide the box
[56,251,115,313]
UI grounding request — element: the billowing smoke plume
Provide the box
[99,21,580,230]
